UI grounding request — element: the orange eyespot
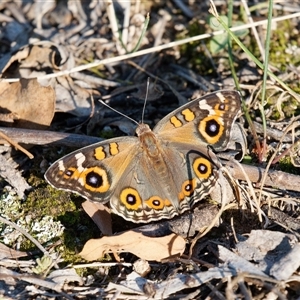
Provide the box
[81,166,110,192]
[145,196,170,210]
[179,179,196,201]
[120,188,142,210]
[193,157,212,179]
[198,116,224,145]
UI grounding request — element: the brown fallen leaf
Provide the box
[0,43,62,78]
[0,78,55,129]
[81,200,112,236]
[80,231,186,262]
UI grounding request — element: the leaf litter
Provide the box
[0,1,300,299]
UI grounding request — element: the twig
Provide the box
[0,130,33,159]
[0,127,102,148]
[223,160,300,193]
[1,127,300,194]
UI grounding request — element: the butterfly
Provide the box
[45,90,241,223]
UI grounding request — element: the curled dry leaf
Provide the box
[0,41,94,117]
[81,200,112,236]
[0,43,71,78]
[80,231,186,262]
[0,78,55,129]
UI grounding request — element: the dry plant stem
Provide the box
[271,139,299,165]
[121,1,130,47]
[206,282,227,300]
[230,217,238,244]
[227,159,261,218]
[263,206,300,234]
[238,280,252,300]
[188,202,236,259]
[230,274,286,300]
[258,120,300,203]
[180,255,216,269]
[241,0,265,60]
[0,267,73,297]
[224,160,300,193]
[0,130,33,159]
[71,72,120,87]
[270,118,300,164]
[0,127,102,148]
[3,12,300,83]
[73,262,132,269]
[253,121,293,143]
[105,0,122,55]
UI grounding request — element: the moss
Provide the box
[278,156,299,175]
[24,186,76,219]
[98,128,116,139]
[269,20,300,71]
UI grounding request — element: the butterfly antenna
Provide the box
[141,78,150,124]
[99,100,139,126]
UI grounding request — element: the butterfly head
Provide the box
[136,123,152,137]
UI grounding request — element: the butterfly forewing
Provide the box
[154,90,241,151]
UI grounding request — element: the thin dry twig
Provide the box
[0,130,33,159]
[2,12,300,82]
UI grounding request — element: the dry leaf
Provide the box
[0,43,70,78]
[0,78,55,129]
[80,231,186,262]
[82,200,112,236]
[0,41,98,118]
[55,75,93,117]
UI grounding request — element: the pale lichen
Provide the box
[0,186,64,247]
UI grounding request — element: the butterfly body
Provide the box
[45,90,241,223]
